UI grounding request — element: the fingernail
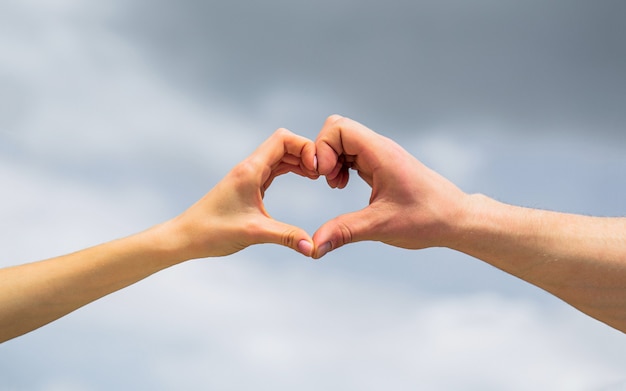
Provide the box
[297,240,313,256]
[317,242,332,258]
[313,155,318,171]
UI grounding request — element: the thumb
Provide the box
[312,208,375,259]
[254,217,315,257]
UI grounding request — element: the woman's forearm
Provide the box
[0,222,184,343]
[0,128,318,343]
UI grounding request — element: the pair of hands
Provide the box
[168,115,468,261]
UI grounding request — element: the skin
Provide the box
[2,115,624,342]
[313,114,626,333]
[0,128,318,343]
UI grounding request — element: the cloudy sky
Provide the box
[1,0,626,389]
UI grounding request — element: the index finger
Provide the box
[252,128,317,182]
[315,114,383,177]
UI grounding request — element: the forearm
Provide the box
[0,222,185,343]
[0,129,317,343]
[451,194,626,332]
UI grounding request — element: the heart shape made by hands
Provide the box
[190,115,464,259]
[262,171,371,246]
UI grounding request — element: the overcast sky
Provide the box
[1,1,626,390]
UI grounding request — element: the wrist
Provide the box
[444,193,546,278]
[444,193,499,252]
[137,219,192,267]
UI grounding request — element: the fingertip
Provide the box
[312,226,334,259]
[297,239,314,257]
[300,139,317,171]
[324,165,349,189]
[315,141,339,176]
[314,241,332,259]
[312,209,370,258]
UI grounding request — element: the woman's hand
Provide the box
[167,128,319,260]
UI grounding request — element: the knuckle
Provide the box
[273,127,291,138]
[232,159,257,180]
[281,228,297,248]
[326,114,343,124]
[337,222,354,246]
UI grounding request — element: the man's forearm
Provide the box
[452,194,626,332]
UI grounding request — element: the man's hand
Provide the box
[312,115,468,258]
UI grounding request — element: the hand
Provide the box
[166,128,319,260]
[312,115,469,258]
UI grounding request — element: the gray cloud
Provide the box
[2,2,626,389]
[113,0,626,138]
